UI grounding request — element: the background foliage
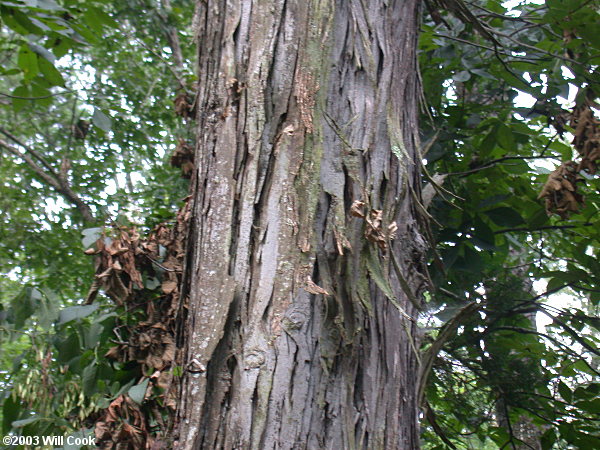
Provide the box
[420,0,600,448]
[0,0,598,448]
[0,0,192,446]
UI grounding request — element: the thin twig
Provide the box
[443,154,561,177]
[495,223,593,234]
[0,90,74,100]
[538,307,600,357]
[485,27,587,67]
[432,33,538,62]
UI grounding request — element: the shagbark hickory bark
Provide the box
[175,0,426,448]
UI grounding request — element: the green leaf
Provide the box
[542,269,587,287]
[28,17,51,32]
[453,70,471,82]
[87,6,118,28]
[84,321,103,349]
[82,227,103,248]
[58,304,98,325]
[365,248,395,301]
[527,207,549,228]
[70,22,99,44]
[546,277,566,292]
[28,42,56,63]
[477,194,509,209]
[489,426,511,446]
[455,245,482,273]
[479,128,498,156]
[12,9,44,34]
[503,159,529,174]
[435,302,469,322]
[82,362,97,396]
[10,84,30,112]
[12,417,40,428]
[1,68,20,75]
[37,288,59,329]
[11,287,39,329]
[490,65,537,94]
[35,0,64,10]
[2,395,20,434]
[484,207,525,227]
[549,140,574,160]
[541,428,557,450]
[558,381,572,402]
[144,276,161,290]
[578,383,600,399]
[37,57,64,86]
[575,399,600,415]
[17,45,39,80]
[470,68,495,79]
[128,378,150,404]
[573,359,597,376]
[54,331,81,365]
[558,421,577,443]
[92,108,112,132]
[496,124,515,151]
[471,217,496,250]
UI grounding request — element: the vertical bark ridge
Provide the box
[176,0,425,448]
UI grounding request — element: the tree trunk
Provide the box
[175,0,425,448]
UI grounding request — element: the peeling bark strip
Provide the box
[176,0,425,448]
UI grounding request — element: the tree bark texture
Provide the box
[175,0,426,448]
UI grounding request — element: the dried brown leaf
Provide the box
[304,276,330,295]
[349,200,366,218]
[161,280,178,295]
[105,346,122,360]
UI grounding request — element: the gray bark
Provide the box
[175,0,425,448]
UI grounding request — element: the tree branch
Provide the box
[159,0,185,72]
[432,33,537,61]
[425,402,458,449]
[0,137,62,191]
[0,138,94,223]
[418,301,482,406]
[0,127,58,176]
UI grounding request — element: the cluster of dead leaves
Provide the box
[350,200,398,251]
[538,161,584,219]
[170,138,195,179]
[85,198,191,448]
[571,95,600,175]
[539,90,599,217]
[106,323,176,389]
[84,228,143,305]
[72,119,90,140]
[94,395,168,449]
[173,91,195,119]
